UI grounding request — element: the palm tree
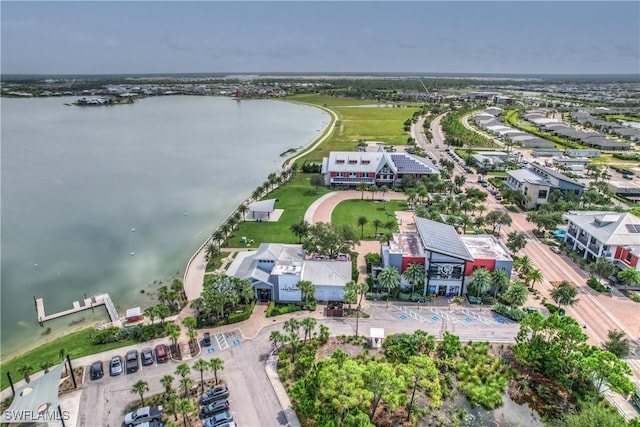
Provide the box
[251,188,261,202]
[491,268,510,297]
[550,281,579,311]
[160,374,175,397]
[269,330,285,352]
[319,324,330,344]
[179,376,194,398]
[18,364,32,384]
[301,317,317,344]
[193,359,209,393]
[402,263,425,296]
[283,318,301,336]
[237,204,249,221]
[357,181,368,200]
[156,304,171,327]
[204,242,218,262]
[357,215,368,238]
[131,380,149,406]
[372,219,383,236]
[297,280,315,305]
[618,267,640,290]
[468,268,492,298]
[504,281,528,310]
[209,358,224,385]
[211,230,225,251]
[526,268,544,290]
[377,266,400,306]
[513,255,534,279]
[144,305,157,325]
[175,362,191,379]
[177,397,196,427]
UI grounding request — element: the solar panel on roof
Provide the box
[626,224,640,233]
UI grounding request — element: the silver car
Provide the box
[110,355,123,376]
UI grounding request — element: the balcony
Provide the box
[588,244,600,254]
[577,235,588,245]
[567,227,577,238]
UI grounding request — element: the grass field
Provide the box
[331,199,407,239]
[225,173,331,247]
[286,94,421,162]
[0,328,136,392]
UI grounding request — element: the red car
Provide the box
[155,344,169,363]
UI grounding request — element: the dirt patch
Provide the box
[315,337,380,361]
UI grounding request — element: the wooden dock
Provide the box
[34,293,119,325]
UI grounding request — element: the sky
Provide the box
[1,1,639,75]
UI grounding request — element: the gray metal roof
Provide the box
[507,169,550,186]
[254,243,304,262]
[248,198,277,213]
[565,211,640,246]
[301,260,351,287]
[414,217,473,261]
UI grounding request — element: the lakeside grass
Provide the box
[0,328,136,392]
[286,95,420,162]
[331,199,407,239]
[226,173,331,247]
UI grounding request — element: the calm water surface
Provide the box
[1,95,328,358]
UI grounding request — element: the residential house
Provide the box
[506,164,585,209]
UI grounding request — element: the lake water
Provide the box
[0,95,329,359]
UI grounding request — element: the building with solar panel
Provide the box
[321,149,439,188]
[564,211,640,270]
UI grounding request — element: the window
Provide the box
[538,190,548,198]
[626,252,633,262]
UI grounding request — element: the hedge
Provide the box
[228,300,256,324]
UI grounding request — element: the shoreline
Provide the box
[1,98,337,365]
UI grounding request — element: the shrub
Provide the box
[587,277,607,293]
[265,301,276,317]
[365,292,389,300]
[398,292,411,301]
[467,296,482,304]
[228,301,255,323]
[276,304,301,316]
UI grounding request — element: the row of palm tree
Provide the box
[269,317,330,363]
[130,357,226,427]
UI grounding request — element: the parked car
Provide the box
[155,344,169,363]
[135,422,164,427]
[89,360,104,380]
[199,386,230,406]
[109,355,123,376]
[125,349,139,374]
[203,411,234,427]
[141,348,154,366]
[203,332,211,347]
[550,246,561,254]
[124,405,163,427]
[199,400,230,419]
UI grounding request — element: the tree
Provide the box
[176,362,191,379]
[177,397,196,427]
[491,268,510,297]
[353,281,369,338]
[453,174,466,190]
[156,304,171,327]
[301,317,317,344]
[310,174,324,194]
[468,267,492,297]
[525,268,544,290]
[143,305,157,325]
[297,280,316,305]
[550,281,579,310]
[18,364,32,384]
[526,211,564,232]
[319,324,330,345]
[237,203,249,221]
[131,380,149,406]
[617,267,640,290]
[506,231,528,254]
[513,255,534,278]
[357,215,368,238]
[372,219,383,236]
[343,281,357,314]
[269,330,285,352]
[503,281,528,310]
[204,242,219,262]
[357,181,368,200]
[209,357,224,385]
[402,263,425,296]
[304,222,358,259]
[364,361,406,421]
[580,349,634,404]
[485,210,511,233]
[564,404,628,427]
[160,374,175,397]
[290,220,310,244]
[179,376,194,398]
[193,358,209,393]
[377,266,400,305]
[402,355,442,422]
[590,257,617,285]
[602,330,631,358]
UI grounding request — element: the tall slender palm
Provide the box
[160,375,175,397]
[179,376,194,398]
[193,358,209,393]
[526,268,544,290]
[131,380,149,406]
[269,330,285,352]
[209,358,224,385]
[177,398,196,427]
[237,204,249,221]
[402,263,425,296]
[301,317,317,344]
[204,243,218,262]
[175,362,191,379]
[513,255,534,279]
[357,216,368,238]
[357,181,368,200]
[211,230,225,251]
[372,218,383,236]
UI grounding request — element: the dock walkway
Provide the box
[34,293,119,324]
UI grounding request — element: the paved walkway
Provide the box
[305,190,408,225]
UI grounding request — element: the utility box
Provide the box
[370,327,385,349]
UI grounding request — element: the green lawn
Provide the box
[0,328,136,392]
[226,173,331,247]
[331,199,407,239]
